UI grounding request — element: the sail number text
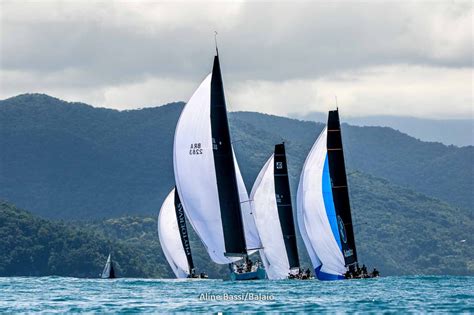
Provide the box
[189,143,203,155]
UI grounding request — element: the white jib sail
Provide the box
[233,149,262,254]
[158,189,189,278]
[174,73,251,264]
[297,127,346,276]
[251,154,291,279]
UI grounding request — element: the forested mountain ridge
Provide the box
[290,111,474,147]
[0,201,171,277]
[1,166,472,277]
[0,93,471,220]
[233,111,473,212]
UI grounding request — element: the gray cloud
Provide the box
[0,0,472,117]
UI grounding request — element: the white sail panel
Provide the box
[233,149,262,254]
[296,190,321,270]
[297,127,346,277]
[101,254,112,279]
[173,73,239,264]
[158,189,189,278]
[251,154,290,279]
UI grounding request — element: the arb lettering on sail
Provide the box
[297,109,358,280]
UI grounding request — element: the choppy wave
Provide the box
[0,276,472,312]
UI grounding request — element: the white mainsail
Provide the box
[297,127,346,279]
[251,154,291,279]
[158,189,190,278]
[173,62,261,264]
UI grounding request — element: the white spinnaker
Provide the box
[233,149,262,254]
[297,127,346,276]
[158,189,189,278]
[251,154,291,279]
[173,73,240,264]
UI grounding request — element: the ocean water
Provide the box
[0,276,472,312]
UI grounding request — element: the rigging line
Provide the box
[214,31,218,55]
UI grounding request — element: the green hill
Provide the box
[349,172,473,275]
[80,216,230,279]
[0,94,471,220]
[2,166,472,277]
[0,201,170,278]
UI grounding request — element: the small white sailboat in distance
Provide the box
[158,188,207,279]
[101,253,116,279]
[173,47,265,280]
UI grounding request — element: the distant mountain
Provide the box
[0,93,472,219]
[290,111,474,147]
[233,112,473,211]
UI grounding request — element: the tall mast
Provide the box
[274,143,300,269]
[327,109,358,265]
[210,53,247,257]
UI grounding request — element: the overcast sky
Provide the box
[0,0,472,118]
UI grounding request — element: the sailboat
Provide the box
[173,49,265,280]
[101,253,116,279]
[158,187,207,279]
[251,143,309,280]
[297,109,376,280]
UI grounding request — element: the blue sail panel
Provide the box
[322,155,342,250]
[314,266,346,281]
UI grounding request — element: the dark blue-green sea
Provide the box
[0,276,472,312]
